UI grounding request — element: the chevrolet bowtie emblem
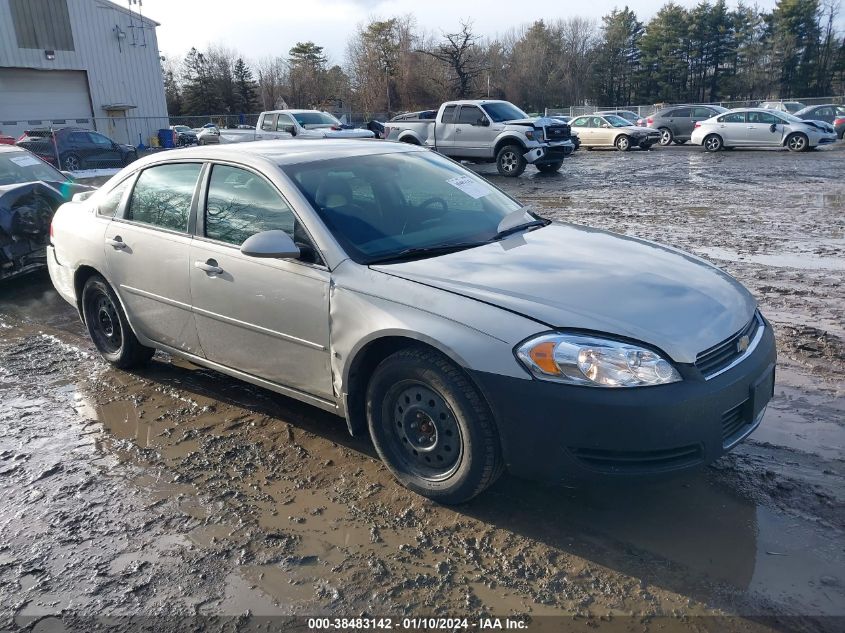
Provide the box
[737,335,750,353]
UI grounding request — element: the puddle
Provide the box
[697,246,845,271]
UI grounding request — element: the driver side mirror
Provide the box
[602,123,611,128]
[477,117,490,127]
[72,190,95,202]
[240,230,300,259]
[770,123,778,133]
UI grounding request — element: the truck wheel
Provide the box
[615,135,631,151]
[366,346,503,504]
[536,161,563,174]
[81,275,155,369]
[659,127,673,145]
[496,145,527,177]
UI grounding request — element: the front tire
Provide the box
[703,134,723,152]
[615,135,631,151]
[366,347,503,504]
[81,275,154,369]
[659,127,673,145]
[496,144,527,177]
[673,139,687,145]
[785,132,809,152]
[536,161,563,174]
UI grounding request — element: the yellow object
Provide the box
[149,136,160,148]
[529,342,559,375]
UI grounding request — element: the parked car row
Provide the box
[15,128,138,171]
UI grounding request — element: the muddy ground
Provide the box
[0,145,843,632]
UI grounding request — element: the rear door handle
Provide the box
[106,236,126,250]
[195,259,223,275]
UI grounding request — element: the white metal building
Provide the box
[0,0,168,144]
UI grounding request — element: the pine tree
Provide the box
[233,57,258,113]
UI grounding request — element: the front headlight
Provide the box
[515,333,682,388]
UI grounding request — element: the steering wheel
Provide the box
[401,196,450,235]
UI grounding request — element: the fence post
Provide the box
[52,127,62,170]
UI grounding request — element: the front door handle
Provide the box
[195,259,223,275]
[106,236,126,250]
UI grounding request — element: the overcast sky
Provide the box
[137,0,782,63]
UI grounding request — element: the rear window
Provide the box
[126,163,202,232]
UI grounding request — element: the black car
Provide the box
[0,146,94,281]
[171,125,199,146]
[15,128,138,172]
[794,104,845,139]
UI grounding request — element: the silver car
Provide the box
[47,141,776,502]
[568,114,661,150]
[691,108,837,151]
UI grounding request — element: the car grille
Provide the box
[544,124,571,141]
[696,313,761,378]
[569,445,703,474]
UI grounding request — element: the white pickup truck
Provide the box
[220,110,375,143]
[384,100,575,176]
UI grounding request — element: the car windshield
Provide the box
[605,115,631,127]
[481,102,528,122]
[292,112,340,127]
[282,151,528,264]
[0,150,70,186]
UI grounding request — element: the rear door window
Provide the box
[670,108,692,118]
[719,112,746,123]
[570,117,589,127]
[692,107,715,118]
[126,163,202,232]
[261,114,276,131]
[441,105,457,123]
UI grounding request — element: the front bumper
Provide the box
[470,321,776,482]
[525,141,576,164]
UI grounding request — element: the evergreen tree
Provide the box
[233,57,258,113]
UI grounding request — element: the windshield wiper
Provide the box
[493,206,550,240]
[367,241,488,265]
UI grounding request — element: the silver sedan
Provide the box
[691,108,836,151]
[47,141,775,502]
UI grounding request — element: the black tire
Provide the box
[615,135,632,151]
[123,151,138,166]
[703,134,723,152]
[400,137,421,145]
[659,127,673,146]
[536,161,563,174]
[81,275,154,369]
[61,153,82,171]
[785,132,809,152]
[496,144,527,177]
[366,346,503,504]
[673,139,687,145]
[640,142,654,150]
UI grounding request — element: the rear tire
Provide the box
[659,127,673,146]
[366,347,503,504]
[536,161,563,174]
[496,144,527,177]
[673,139,687,145]
[81,275,154,369]
[703,134,723,152]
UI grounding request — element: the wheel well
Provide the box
[399,135,420,145]
[783,131,808,145]
[344,336,471,437]
[73,265,101,323]
[494,137,525,158]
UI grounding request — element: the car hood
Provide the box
[319,129,376,139]
[372,223,756,363]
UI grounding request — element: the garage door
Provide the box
[0,68,93,138]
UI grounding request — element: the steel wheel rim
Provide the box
[385,380,463,481]
[90,291,122,353]
[501,151,518,172]
[660,130,671,145]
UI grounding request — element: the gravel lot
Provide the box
[0,144,842,632]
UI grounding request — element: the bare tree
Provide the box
[418,20,487,98]
[255,56,288,110]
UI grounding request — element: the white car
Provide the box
[691,108,836,152]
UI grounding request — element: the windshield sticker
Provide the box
[446,176,491,199]
[9,155,41,167]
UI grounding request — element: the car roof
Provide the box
[130,139,424,170]
[0,145,27,154]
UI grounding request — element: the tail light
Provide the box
[331,125,342,131]
[834,117,845,126]
[49,221,54,240]
[647,117,654,126]
[694,121,702,128]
